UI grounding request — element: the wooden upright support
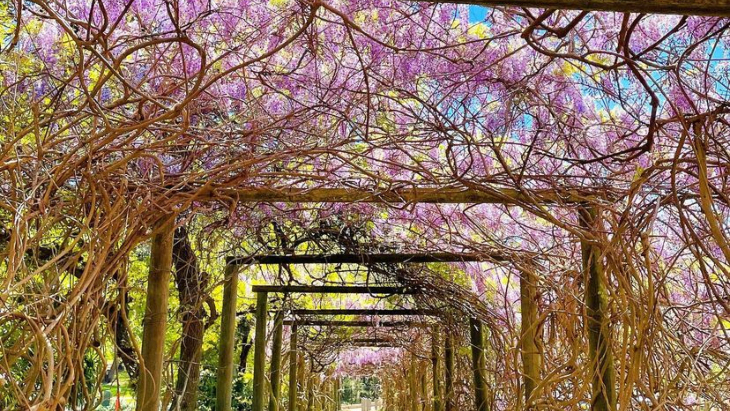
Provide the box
[444,334,456,411]
[333,376,341,411]
[409,355,418,411]
[252,292,269,411]
[270,311,285,411]
[305,358,315,411]
[289,323,299,411]
[579,206,616,411]
[432,327,443,411]
[136,216,174,411]
[470,318,489,411]
[216,264,240,411]
[519,266,542,408]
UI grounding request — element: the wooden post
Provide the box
[216,263,240,411]
[334,377,341,411]
[384,377,390,411]
[306,358,315,411]
[289,323,299,411]
[432,327,442,411]
[136,216,174,411]
[420,362,429,411]
[520,266,541,408]
[409,355,418,411]
[579,206,616,411]
[252,292,269,411]
[470,318,489,411]
[270,311,285,411]
[444,334,455,411]
[297,351,306,411]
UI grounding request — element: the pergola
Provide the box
[5,0,730,409]
[216,249,542,411]
[127,187,608,410]
[132,2,730,411]
[284,310,438,411]
[252,286,436,411]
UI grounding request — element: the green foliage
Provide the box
[198,368,253,411]
[340,377,381,404]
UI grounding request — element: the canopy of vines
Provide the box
[1,0,730,410]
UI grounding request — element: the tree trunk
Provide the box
[237,317,253,373]
[115,290,139,382]
[170,227,209,411]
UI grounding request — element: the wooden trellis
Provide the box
[218,252,539,411]
[144,191,610,410]
[249,285,433,411]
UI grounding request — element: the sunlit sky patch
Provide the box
[469,5,488,22]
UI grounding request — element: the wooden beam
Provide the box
[208,187,587,205]
[228,252,506,266]
[290,309,437,316]
[428,0,730,16]
[216,264,240,411]
[350,338,398,345]
[339,342,401,347]
[307,338,401,347]
[284,320,427,327]
[252,285,418,294]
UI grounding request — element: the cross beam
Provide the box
[291,309,438,316]
[430,0,730,16]
[252,285,418,294]
[350,338,398,345]
[284,320,428,327]
[228,252,505,266]
[346,342,400,347]
[310,338,401,348]
[206,187,589,204]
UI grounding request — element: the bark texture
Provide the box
[170,226,212,411]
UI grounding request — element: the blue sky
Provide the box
[469,5,488,22]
